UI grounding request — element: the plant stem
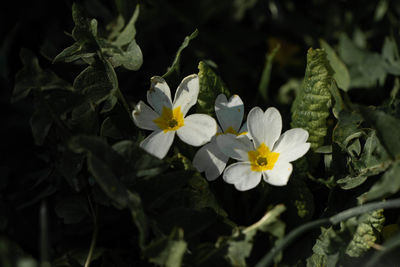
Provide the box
[84,199,98,267]
[116,88,132,117]
[254,218,329,267]
[257,44,280,102]
[255,198,400,267]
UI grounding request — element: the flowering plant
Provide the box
[5,1,400,267]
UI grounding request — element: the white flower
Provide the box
[193,94,248,181]
[132,74,217,159]
[217,106,310,191]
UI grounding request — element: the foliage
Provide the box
[3,0,400,267]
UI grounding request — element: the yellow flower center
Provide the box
[153,106,184,132]
[216,126,248,136]
[248,143,279,172]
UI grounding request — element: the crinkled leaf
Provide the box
[162,29,198,78]
[345,210,385,257]
[143,228,187,267]
[291,48,333,150]
[320,39,350,91]
[196,61,231,115]
[306,226,343,267]
[288,178,315,221]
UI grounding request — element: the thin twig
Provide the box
[84,198,98,267]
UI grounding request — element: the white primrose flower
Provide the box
[132,74,217,159]
[193,94,248,181]
[217,106,310,191]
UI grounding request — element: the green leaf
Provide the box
[337,130,391,190]
[217,205,286,267]
[345,210,385,257]
[13,49,72,102]
[196,61,231,115]
[53,3,100,63]
[358,161,400,203]
[68,102,98,134]
[291,48,333,150]
[69,135,148,248]
[143,228,187,267]
[320,39,351,91]
[288,178,315,221]
[359,106,400,160]
[54,195,89,224]
[382,37,400,76]
[73,58,117,105]
[338,34,366,66]
[110,40,143,70]
[109,5,143,70]
[333,110,363,150]
[30,103,53,146]
[306,227,343,267]
[374,0,389,22]
[338,34,387,89]
[54,3,143,71]
[162,29,198,78]
[112,5,140,47]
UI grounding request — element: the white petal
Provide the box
[239,121,248,134]
[193,142,229,181]
[132,101,159,131]
[176,114,217,146]
[263,161,293,186]
[140,130,175,159]
[248,106,282,148]
[147,76,173,114]
[223,162,262,191]
[216,134,253,161]
[215,94,244,132]
[273,128,310,162]
[173,74,199,116]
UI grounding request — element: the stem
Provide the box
[329,198,400,224]
[255,198,400,267]
[84,199,98,267]
[254,218,329,267]
[116,88,132,117]
[39,200,51,267]
[257,44,280,102]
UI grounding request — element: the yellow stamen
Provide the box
[216,126,248,136]
[248,143,279,172]
[153,106,184,132]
